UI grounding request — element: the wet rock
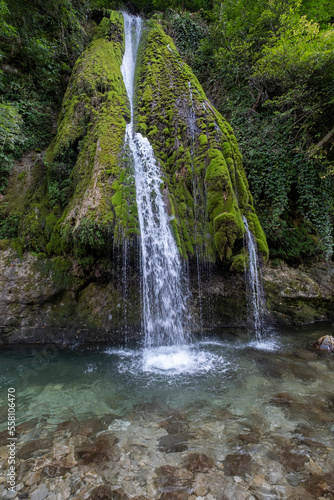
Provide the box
[237,431,261,444]
[87,485,115,499]
[24,471,41,486]
[158,493,189,500]
[312,335,334,352]
[155,465,193,498]
[16,438,53,460]
[223,453,252,476]
[159,412,189,434]
[100,413,121,427]
[295,436,327,450]
[0,429,9,446]
[269,392,294,406]
[30,483,49,500]
[41,465,72,477]
[184,453,215,473]
[304,476,333,497]
[56,419,80,433]
[280,446,308,472]
[16,418,41,434]
[76,417,105,437]
[253,355,283,379]
[192,473,209,496]
[133,398,169,417]
[212,406,235,420]
[158,432,193,453]
[75,432,119,466]
[295,349,317,361]
[305,458,323,475]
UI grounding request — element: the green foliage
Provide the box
[0,103,23,193]
[0,203,20,238]
[172,0,334,261]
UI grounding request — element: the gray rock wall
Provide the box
[0,250,333,344]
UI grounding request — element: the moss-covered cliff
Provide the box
[1,12,267,269]
[1,12,139,260]
[135,19,268,267]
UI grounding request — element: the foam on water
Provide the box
[104,344,230,378]
[247,337,281,352]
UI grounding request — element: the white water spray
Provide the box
[121,13,190,348]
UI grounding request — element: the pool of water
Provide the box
[0,324,333,499]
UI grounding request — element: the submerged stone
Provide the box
[183,452,215,473]
[16,438,53,460]
[223,453,252,476]
[75,432,119,466]
[158,432,193,453]
[154,465,193,498]
[159,412,189,434]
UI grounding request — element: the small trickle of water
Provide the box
[121,13,190,348]
[243,216,267,340]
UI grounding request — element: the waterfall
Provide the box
[242,216,267,340]
[121,13,190,348]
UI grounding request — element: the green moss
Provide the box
[230,252,247,272]
[246,212,269,263]
[41,12,138,256]
[135,19,267,265]
[199,134,208,146]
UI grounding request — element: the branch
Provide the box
[309,126,334,157]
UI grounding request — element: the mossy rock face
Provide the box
[47,11,139,255]
[10,13,139,258]
[2,12,267,268]
[135,20,268,264]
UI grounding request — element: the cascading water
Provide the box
[121,13,190,350]
[242,216,267,340]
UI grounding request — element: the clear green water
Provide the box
[1,325,333,498]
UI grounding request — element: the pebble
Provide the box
[30,483,49,500]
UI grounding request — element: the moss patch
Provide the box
[135,19,267,263]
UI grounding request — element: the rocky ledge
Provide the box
[0,249,333,344]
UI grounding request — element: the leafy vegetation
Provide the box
[160,0,334,262]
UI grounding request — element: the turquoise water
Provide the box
[0,325,333,498]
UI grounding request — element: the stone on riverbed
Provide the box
[312,335,334,352]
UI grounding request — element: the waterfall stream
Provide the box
[242,216,267,340]
[121,13,190,348]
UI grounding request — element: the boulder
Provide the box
[312,335,334,352]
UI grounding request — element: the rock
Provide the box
[87,486,114,499]
[41,465,72,478]
[30,483,49,500]
[17,438,53,460]
[154,465,193,498]
[192,473,209,496]
[312,335,334,352]
[280,446,308,472]
[305,458,323,475]
[16,418,41,434]
[237,431,261,444]
[304,476,333,497]
[75,432,119,466]
[269,392,294,406]
[157,432,193,453]
[223,453,252,476]
[183,453,215,473]
[159,412,189,434]
[24,471,41,486]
